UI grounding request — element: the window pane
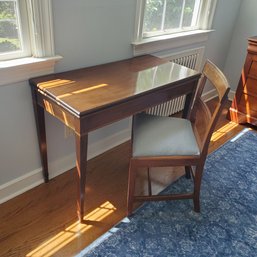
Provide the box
[0,0,21,54]
[164,0,183,30]
[182,0,199,27]
[143,0,164,32]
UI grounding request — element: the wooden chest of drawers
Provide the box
[228,36,257,125]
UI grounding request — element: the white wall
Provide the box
[0,0,247,202]
[53,0,136,72]
[205,0,241,70]
[0,82,41,182]
[224,0,257,91]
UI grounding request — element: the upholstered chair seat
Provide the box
[133,113,200,157]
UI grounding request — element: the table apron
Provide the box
[79,79,198,135]
[37,93,77,131]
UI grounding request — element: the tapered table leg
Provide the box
[75,133,88,222]
[31,87,49,182]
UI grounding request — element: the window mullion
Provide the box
[161,0,167,31]
[179,0,186,29]
[14,1,22,49]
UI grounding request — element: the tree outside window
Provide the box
[143,0,201,37]
[0,0,22,54]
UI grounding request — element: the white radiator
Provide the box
[146,47,204,116]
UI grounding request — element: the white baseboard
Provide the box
[202,89,235,102]
[202,89,217,102]
[0,127,131,204]
[0,168,44,204]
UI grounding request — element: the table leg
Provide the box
[75,133,88,222]
[31,87,49,182]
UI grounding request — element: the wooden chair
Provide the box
[127,60,230,216]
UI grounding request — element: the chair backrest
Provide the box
[190,60,230,156]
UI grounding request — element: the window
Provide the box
[0,0,55,62]
[143,0,202,37]
[0,0,30,61]
[0,0,61,87]
[135,0,217,41]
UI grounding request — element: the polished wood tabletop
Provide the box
[30,55,201,221]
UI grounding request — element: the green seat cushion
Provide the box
[133,113,200,157]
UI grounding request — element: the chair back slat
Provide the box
[192,60,230,155]
[191,98,212,150]
[202,61,230,101]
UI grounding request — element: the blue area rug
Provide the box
[79,129,257,257]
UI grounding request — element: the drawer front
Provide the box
[243,77,257,96]
[239,93,257,113]
[249,61,257,77]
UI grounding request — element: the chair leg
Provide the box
[193,164,204,212]
[127,161,137,216]
[185,166,191,179]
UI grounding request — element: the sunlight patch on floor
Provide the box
[26,201,116,257]
[211,122,239,142]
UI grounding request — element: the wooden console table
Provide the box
[30,55,201,222]
[228,36,257,125]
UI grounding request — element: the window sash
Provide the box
[143,0,202,38]
[0,0,55,61]
[0,0,31,61]
[135,0,217,41]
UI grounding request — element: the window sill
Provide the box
[0,55,62,87]
[132,30,214,56]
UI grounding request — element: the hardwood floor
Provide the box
[0,101,250,257]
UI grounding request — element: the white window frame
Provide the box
[0,0,62,87]
[26,0,55,58]
[133,0,218,56]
